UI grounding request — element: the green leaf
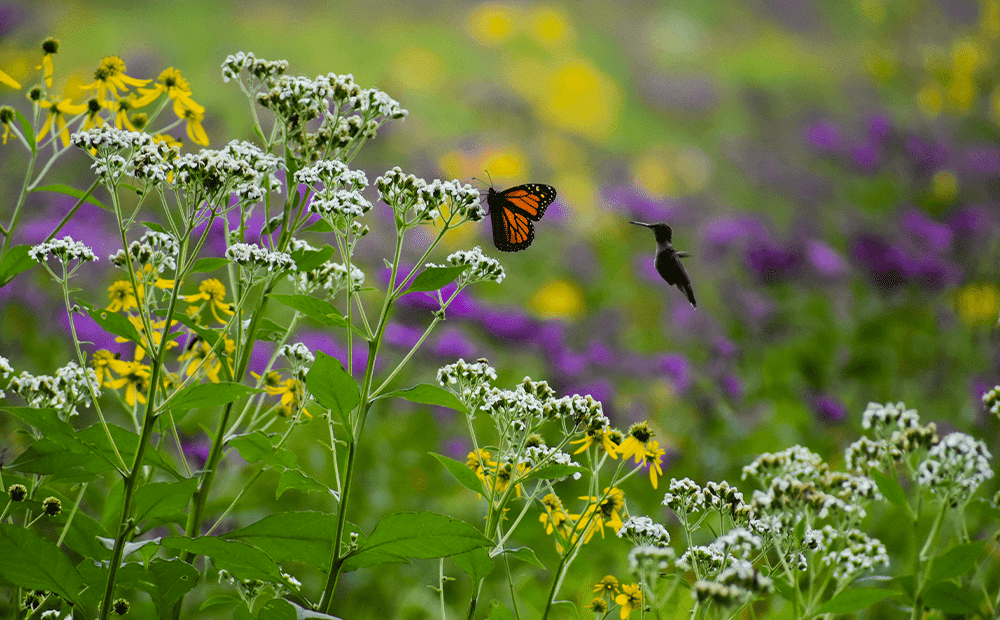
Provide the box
[430,453,483,495]
[487,600,517,620]
[160,536,284,582]
[923,581,981,614]
[271,293,346,328]
[2,407,82,448]
[97,537,161,561]
[189,257,231,273]
[141,221,168,233]
[77,422,184,479]
[166,381,263,411]
[200,594,241,613]
[928,542,985,584]
[84,303,144,347]
[148,558,200,617]
[255,317,288,342]
[15,109,35,152]
[344,511,492,571]
[173,312,222,346]
[292,244,336,272]
[229,431,276,464]
[9,437,109,480]
[454,548,494,583]
[259,599,345,620]
[0,245,35,286]
[276,468,331,499]
[32,183,109,211]
[400,265,469,294]
[133,478,198,525]
[379,384,468,414]
[814,588,896,614]
[306,352,359,425]
[225,512,336,571]
[305,219,334,233]
[501,546,544,568]
[870,470,907,507]
[0,523,84,603]
[523,464,588,481]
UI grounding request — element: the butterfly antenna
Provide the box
[484,169,494,188]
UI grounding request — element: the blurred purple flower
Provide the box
[181,435,211,469]
[702,216,769,259]
[851,233,961,290]
[68,311,132,357]
[433,328,476,359]
[604,185,678,223]
[536,322,566,357]
[904,135,947,172]
[714,337,738,358]
[745,241,802,283]
[479,307,538,341]
[0,4,26,38]
[805,120,840,151]
[656,353,691,392]
[850,142,881,172]
[563,379,613,408]
[586,340,615,368]
[22,202,117,260]
[553,349,588,377]
[442,438,468,461]
[964,145,1000,175]
[384,322,424,349]
[246,340,277,378]
[805,239,848,278]
[868,114,892,144]
[721,374,743,400]
[813,394,847,424]
[948,205,992,238]
[901,208,952,252]
[297,330,372,377]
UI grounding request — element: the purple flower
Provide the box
[433,328,476,359]
[963,145,1000,175]
[536,322,566,356]
[805,120,840,151]
[721,374,743,400]
[813,394,847,424]
[586,340,615,368]
[702,216,769,259]
[806,239,848,278]
[901,208,952,252]
[603,185,678,223]
[562,379,613,408]
[850,233,961,290]
[478,307,538,341]
[850,142,881,172]
[904,135,947,172]
[246,340,277,378]
[296,331,372,377]
[553,349,588,377]
[948,205,992,238]
[69,311,132,357]
[442,438,468,461]
[868,113,892,144]
[383,322,424,349]
[656,353,691,393]
[745,241,802,283]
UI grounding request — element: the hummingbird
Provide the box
[630,221,697,308]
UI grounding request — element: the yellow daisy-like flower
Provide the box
[592,575,620,595]
[83,56,150,105]
[252,370,287,395]
[538,493,569,536]
[38,38,59,88]
[177,336,235,383]
[573,487,625,544]
[466,449,492,477]
[134,67,204,113]
[115,316,178,361]
[1,106,15,145]
[184,278,233,325]
[276,378,311,418]
[617,422,653,465]
[614,584,642,620]
[588,597,608,613]
[642,440,666,489]
[176,100,209,146]
[36,96,88,148]
[0,69,20,90]
[570,426,619,459]
[110,94,141,131]
[82,98,104,131]
[107,280,141,312]
[105,359,151,407]
[153,133,182,148]
[135,264,175,290]
[91,349,116,385]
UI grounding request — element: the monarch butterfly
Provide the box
[486,183,557,252]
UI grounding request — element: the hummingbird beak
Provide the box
[629,221,653,228]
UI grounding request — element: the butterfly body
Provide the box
[631,221,697,308]
[486,183,556,252]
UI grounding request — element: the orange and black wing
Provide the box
[487,184,557,252]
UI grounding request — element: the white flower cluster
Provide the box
[310,189,373,220]
[436,358,497,411]
[354,87,408,120]
[131,139,181,184]
[844,436,901,471]
[916,432,993,501]
[627,544,676,574]
[0,355,13,399]
[982,385,1000,418]
[742,445,826,484]
[693,559,774,607]
[375,168,483,224]
[861,401,920,432]
[109,229,179,272]
[172,140,282,203]
[426,246,505,285]
[256,74,339,123]
[221,52,289,83]
[806,526,889,582]
[617,516,671,546]
[226,243,296,274]
[542,393,606,427]
[293,260,365,295]
[524,445,582,480]
[677,544,726,573]
[29,236,98,264]
[708,527,763,561]
[279,342,315,367]
[7,362,101,418]
[289,238,319,253]
[294,159,368,192]
[482,386,545,433]
[662,477,706,515]
[72,125,152,153]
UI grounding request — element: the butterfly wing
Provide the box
[487,184,557,252]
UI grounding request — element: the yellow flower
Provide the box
[83,56,150,105]
[528,7,571,46]
[136,264,175,289]
[538,493,569,535]
[642,440,666,489]
[38,38,59,88]
[956,283,1000,325]
[467,449,492,477]
[110,94,141,131]
[276,378,311,418]
[467,3,516,47]
[617,422,653,464]
[570,426,619,459]
[1,69,21,90]
[588,597,608,613]
[572,487,625,544]
[184,278,233,325]
[176,100,209,146]
[91,349,116,385]
[134,67,204,114]
[252,370,287,395]
[115,316,178,361]
[36,97,88,147]
[177,336,234,383]
[529,279,585,319]
[1,106,15,145]
[82,98,104,131]
[153,133,182,148]
[107,280,141,312]
[592,575,619,595]
[105,359,151,407]
[614,584,642,619]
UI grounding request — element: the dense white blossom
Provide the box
[617,516,671,546]
[227,243,296,273]
[7,362,101,419]
[916,432,993,501]
[426,246,505,285]
[29,236,97,264]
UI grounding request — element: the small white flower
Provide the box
[222,52,289,83]
[227,243,296,273]
[280,342,315,366]
[425,246,504,285]
[916,432,993,500]
[618,516,671,546]
[29,236,98,264]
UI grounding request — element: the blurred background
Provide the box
[2,0,1000,617]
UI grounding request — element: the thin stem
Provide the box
[0,137,38,258]
[56,483,88,547]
